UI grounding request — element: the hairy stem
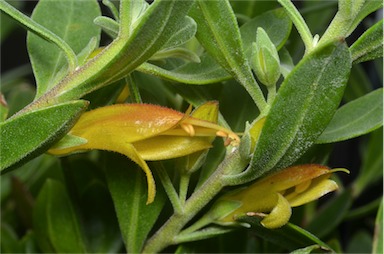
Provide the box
[278,0,314,53]
[142,150,247,253]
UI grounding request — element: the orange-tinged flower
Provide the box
[49,102,239,204]
[219,164,348,228]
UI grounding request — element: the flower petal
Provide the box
[260,193,292,229]
[190,101,219,123]
[255,164,332,192]
[68,103,183,143]
[287,178,339,207]
[133,136,212,160]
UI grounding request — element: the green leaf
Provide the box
[27,0,101,98]
[104,154,166,253]
[76,37,99,66]
[279,47,294,78]
[353,128,383,196]
[240,8,292,57]
[80,181,123,253]
[33,179,87,253]
[350,20,383,64]
[306,190,353,238]
[137,8,291,86]
[1,154,59,202]
[230,0,279,20]
[190,0,267,111]
[0,0,78,72]
[343,64,372,102]
[150,47,200,63]
[1,223,23,253]
[373,201,383,254]
[0,100,88,171]
[319,0,382,45]
[63,157,123,253]
[161,16,196,50]
[243,41,351,180]
[93,16,119,39]
[347,0,383,36]
[137,54,231,84]
[3,81,35,117]
[237,216,333,252]
[317,88,383,143]
[50,0,194,103]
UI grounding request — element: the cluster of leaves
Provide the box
[1,0,383,253]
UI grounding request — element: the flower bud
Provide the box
[251,27,281,87]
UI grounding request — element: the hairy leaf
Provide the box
[33,179,87,253]
[0,100,88,171]
[350,19,383,64]
[238,216,333,252]
[27,0,101,98]
[240,41,351,182]
[317,88,383,143]
[104,155,166,253]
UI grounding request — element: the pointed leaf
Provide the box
[245,41,351,180]
[104,154,166,253]
[33,179,87,253]
[137,8,291,86]
[317,88,383,144]
[93,16,119,39]
[0,100,88,171]
[238,216,333,252]
[350,19,383,63]
[63,158,123,253]
[137,54,231,84]
[27,0,101,98]
[52,0,195,102]
[189,0,267,110]
[161,16,196,50]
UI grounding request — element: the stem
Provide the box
[126,74,142,103]
[0,0,77,71]
[179,172,190,206]
[239,74,269,114]
[267,85,277,105]
[278,0,314,53]
[143,171,223,253]
[318,0,365,46]
[142,150,247,253]
[154,163,183,214]
[179,213,214,235]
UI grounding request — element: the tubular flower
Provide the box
[48,102,239,204]
[219,164,348,229]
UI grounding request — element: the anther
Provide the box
[181,123,195,136]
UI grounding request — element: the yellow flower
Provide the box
[48,102,239,204]
[219,164,348,229]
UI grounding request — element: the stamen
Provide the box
[224,138,232,146]
[181,123,195,136]
[246,212,266,218]
[216,130,228,138]
[216,130,240,146]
